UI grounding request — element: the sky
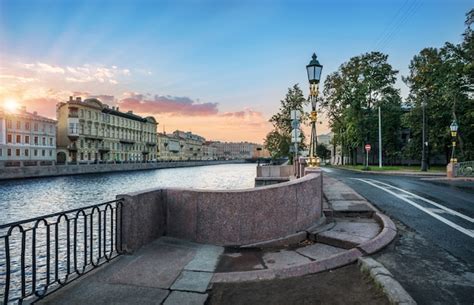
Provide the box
[0,0,471,143]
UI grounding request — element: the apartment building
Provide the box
[0,107,57,164]
[56,97,158,163]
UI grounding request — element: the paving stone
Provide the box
[38,282,169,305]
[185,244,224,272]
[331,219,380,239]
[317,230,370,248]
[331,201,375,213]
[163,291,208,305]
[171,271,213,293]
[296,243,346,260]
[103,242,196,289]
[262,250,312,269]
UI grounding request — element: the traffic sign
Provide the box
[365,144,371,152]
[291,120,300,129]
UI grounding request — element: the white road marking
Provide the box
[352,178,474,238]
[363,178,474,223]
[321,167,333,173]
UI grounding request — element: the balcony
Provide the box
[98,145,110,152]
[68,112,79,118]
[120,139,135,145]
[67,143,78,151]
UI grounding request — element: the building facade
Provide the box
[56,97,158,163]
[157,130,206,161]
[0,107,57,164]
[210,141,266,160]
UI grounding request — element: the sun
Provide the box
[3,99,19,112]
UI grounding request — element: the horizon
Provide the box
[0,0,471,143]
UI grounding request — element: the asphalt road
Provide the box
[322,167,474,305]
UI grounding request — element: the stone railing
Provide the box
[118,171,323,251]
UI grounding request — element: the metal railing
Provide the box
[0,199,123,304]
[455,161,474,177]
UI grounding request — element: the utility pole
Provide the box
[378,106,382,168]
[421,98,428,171]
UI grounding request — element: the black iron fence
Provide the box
[0,199,123,304]
[455,161,474,177]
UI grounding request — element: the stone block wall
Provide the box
[118,172,323,251]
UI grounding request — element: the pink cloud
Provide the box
[118,94,219,116]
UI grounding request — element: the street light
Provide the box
[306,53,323,167]
[421,99,428,171]
[450,119,458,163]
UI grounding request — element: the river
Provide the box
[0,163,257,225]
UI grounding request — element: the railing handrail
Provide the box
[0,199,121,229]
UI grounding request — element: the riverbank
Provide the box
[0,160,245,181]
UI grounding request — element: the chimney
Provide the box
[128,110,133,114]
[33,111,37,116]
[69,96,73,101]
[76,97,81,102]
[116,107,119,112]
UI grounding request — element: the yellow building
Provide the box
[57,97,158,163]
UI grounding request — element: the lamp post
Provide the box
[421,99,428,171]
[306,53,323,167]
[450,120,458,163]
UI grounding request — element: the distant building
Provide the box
[157,130,207,161]
[0,107,57,165]
[56,96,158,163]
[210,141,267,160]
[317,132,333,148]
[202,142,217,160]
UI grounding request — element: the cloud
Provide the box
[0,74,38,83]
[17,61,130,84]
[22,62,65,74]
[118,93,219,116]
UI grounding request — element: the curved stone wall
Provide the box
[119,172,323,250]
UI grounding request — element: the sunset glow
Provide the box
[0,0,471,143]
[3,99,19,112]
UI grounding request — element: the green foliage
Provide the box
[264,84,309,161]
[403,9,474,162]
[316,144,330,160]
[321,51,402,164]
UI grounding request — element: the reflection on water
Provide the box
[0,163,256,225]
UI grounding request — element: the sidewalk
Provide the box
[38,176,401,305]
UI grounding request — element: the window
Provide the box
[49,150,52,156]
[25,122,30,130]
[34,149,37,156]
[6,120,12,128]
[7,149,12,156]
[25,136,29,144]
[7,134,12,143]
[16,135,21,144]
[80,152,84,160]
[16,149,20,156]
[42,137,46,145]
[16,121,21,129]
[50,125,53,133]
[25,149,29,157]
[34,123,38,131]
[42,150,45,156]
[80,140,84,148]
[80,109,84,117]
[49,138,53,146]
[34,136,38,145]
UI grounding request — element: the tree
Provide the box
[316,144,330,162]
[403,9,474,163]
[321,52,402,165]
[264,84,309,161]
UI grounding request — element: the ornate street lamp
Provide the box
[306,53,323,167]
[450,119,458,163]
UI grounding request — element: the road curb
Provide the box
[358,257,417,305]
[332,166,445,177]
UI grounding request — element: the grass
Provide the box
[333,164,446,172]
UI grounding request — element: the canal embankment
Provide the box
[0,160,245,181]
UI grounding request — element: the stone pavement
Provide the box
[38,237,223,305]
[37,176,397,305]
